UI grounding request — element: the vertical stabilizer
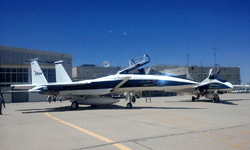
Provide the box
[54,61,72,83]
[31,58,48,85]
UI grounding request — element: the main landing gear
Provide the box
[192,95,200,102]
[213,90,220,103]
[213,94,220,103]
[126,92,136,109]
[71,101,79,110]
[192,94,220,103]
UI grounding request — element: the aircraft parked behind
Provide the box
[187,64,233,103]
[146,64,234,103]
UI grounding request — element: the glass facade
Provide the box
[42,68,56,82]
[0,68,56,83]
[0,68,28,83]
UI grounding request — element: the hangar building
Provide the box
[0,46,72,103]
[72,64,120,81]
[153,65,241,85]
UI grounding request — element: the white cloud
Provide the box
[109,30,113,33]
[123,32,127,35]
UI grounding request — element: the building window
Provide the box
[17,73,23,82]
[6,73,10,82]
[12,68,16,72]
[0,68,5,72]
[17,68,23,72]
[24,74,28,82]
[0,68,29,83]
[12,74,16,82]
[42,68,56,83]
[0,73,5,82]
[42,69,48,74]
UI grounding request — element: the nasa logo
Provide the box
[34,71,43,76]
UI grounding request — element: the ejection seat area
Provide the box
[118,54,150,74]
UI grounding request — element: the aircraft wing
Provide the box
[11,84,37,90]
[28,86,48,92]
[165,81,220,93]
[233,85,250,89]
[166,86,196,93]
[194,81,210,90]
[164,81,217,93]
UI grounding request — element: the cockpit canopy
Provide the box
[209,64,227,82]
[209,64,221,79]
[118,54,150,74]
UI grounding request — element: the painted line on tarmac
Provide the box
[233,139,250,149]
[44,112,131,150]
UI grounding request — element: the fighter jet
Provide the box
[11,54,198,109]
[189,64,234,103]
[146,64,234,103]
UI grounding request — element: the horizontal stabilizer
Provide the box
[11,84,36,90]
[233,85,250,89]
[28,86,47,92]
[7,90,29,93]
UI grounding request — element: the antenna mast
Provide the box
[212,46,217,64]
[186,54,190,66]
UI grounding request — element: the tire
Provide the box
[71,101,79,110]
[216,97,220,103]
[127,103,132,109]
[213,98,217,103]
[192,96,195,102]
[213,95,220,103]
[132,96,136,103]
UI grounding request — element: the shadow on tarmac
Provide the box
[177,99,247,105]
[16,105,205,114]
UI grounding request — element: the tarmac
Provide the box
[0,93,250,150]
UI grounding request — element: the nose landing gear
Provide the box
[126,92,136,109]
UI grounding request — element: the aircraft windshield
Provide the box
[118,54,150,74]
[145,68,163,75]
[211,64,221,75]
[209,64,221,79]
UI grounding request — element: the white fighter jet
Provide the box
[188,64,233,103]
[11,54,199,109]
[146,64,234,103]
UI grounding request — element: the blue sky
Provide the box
[1,0,250,84]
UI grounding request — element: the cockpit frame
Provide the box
[118,54,150,74]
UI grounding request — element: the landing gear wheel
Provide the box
[132,96,136,103]
[127,103,132,109]
[192,96,196,102]
[213,95,220,103]
[71,101,79,110]
[216,97,220,103]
